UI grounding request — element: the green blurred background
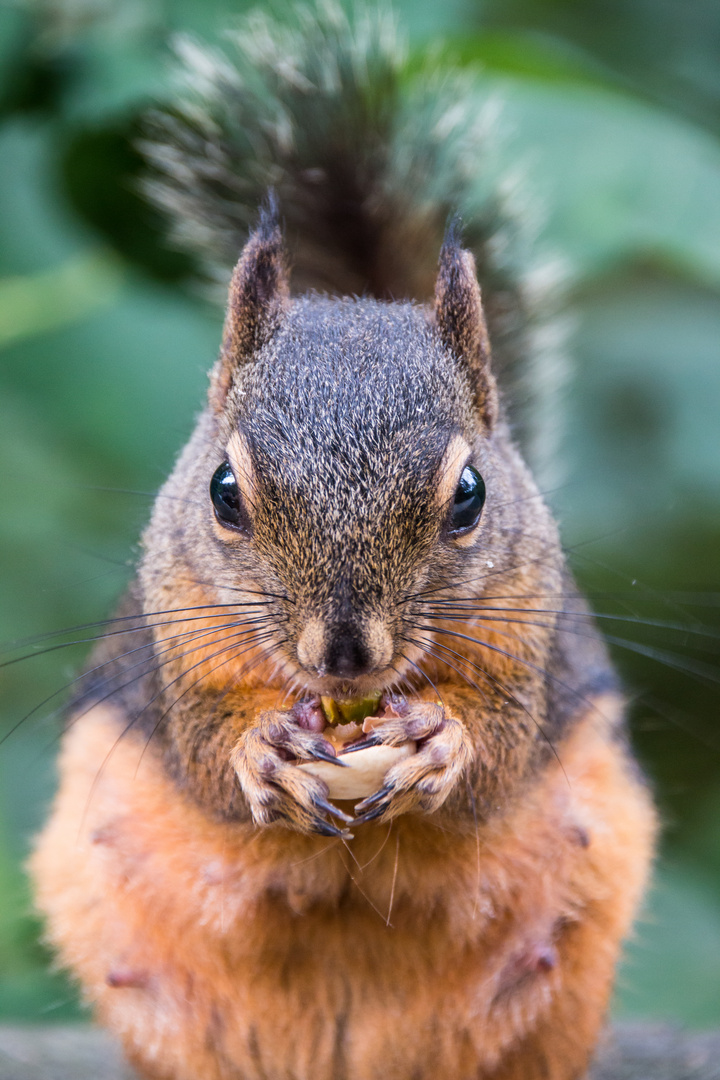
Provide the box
[1,0,719,1027]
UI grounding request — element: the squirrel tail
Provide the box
[141,1,568,475]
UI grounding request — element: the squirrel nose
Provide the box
[296,616,393,680]
[324,624,373,678]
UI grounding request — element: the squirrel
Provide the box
[30,5,656,1079]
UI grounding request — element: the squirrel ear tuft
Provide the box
[434,227,499,430]
[210,196,289,411]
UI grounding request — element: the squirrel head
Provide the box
[141,206,559,702]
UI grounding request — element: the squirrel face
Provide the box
[140,208,560,703]
[217,298,486,696]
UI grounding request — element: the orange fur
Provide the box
[32,693,655,1080]
[138,578,290,695]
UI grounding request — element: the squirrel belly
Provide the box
[32,694,654,1080]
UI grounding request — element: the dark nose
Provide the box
[325,624,372,678]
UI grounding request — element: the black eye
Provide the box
[210,461,247,531]
[450,465,486,535]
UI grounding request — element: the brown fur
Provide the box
[32,694,654,1080]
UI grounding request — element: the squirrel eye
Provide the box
[450,465,486,535]
[210,461,247,531]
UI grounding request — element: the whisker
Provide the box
[398,634,491,705]
[636,692,720,755]
[397,651,446,710]
[421,605,720,642]
[466,779,482,921]
[405,541,561,603]
[338,848,392,923]
[46,622,277,755]
[404,631,567,779]
[418,612,720,688]
[357,822,394,872]
[145,637,290,778]
[493,483,570,510]
[0,602,275,663]
[181,579,294,604]
[179,641,299,780]
[6,614,273,748]
[406,620,623,732]
[415,522,628,603]
[77,485,203,506]
[385,830,400,928]
[80,628,280,822]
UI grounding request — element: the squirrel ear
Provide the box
[434,227,499,430]
[210,197,289,412]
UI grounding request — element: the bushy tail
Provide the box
[141,0,567,475]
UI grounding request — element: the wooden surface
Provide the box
[0,1025,133,1080]
[591,1024,720,1080]
[1,1023,720,1079]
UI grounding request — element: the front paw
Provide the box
[231,702,353,838]
[347,699,473,825]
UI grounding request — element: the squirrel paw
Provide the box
[349,700,472,825]
[231,703,353,838]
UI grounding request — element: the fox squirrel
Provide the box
[31,5,656,1079]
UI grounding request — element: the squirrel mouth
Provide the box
[293,691,409,748]
[296,670,397,702]
[319,692,382,726]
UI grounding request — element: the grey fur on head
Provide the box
[140,0,569,481]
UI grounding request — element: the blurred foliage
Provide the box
[479,0,720,139]
[0,0,719,1028]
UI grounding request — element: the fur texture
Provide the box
[32,214,656,1077]
[33,696,654,1080]
[32,5,656,1078]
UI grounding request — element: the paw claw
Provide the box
[313,819,352,839]
[235,701,470,834]
[340,735,382,754]
[355,785,392,814]
[314,796,354,824]
[311,747,349,767]
[353,803,388,826]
